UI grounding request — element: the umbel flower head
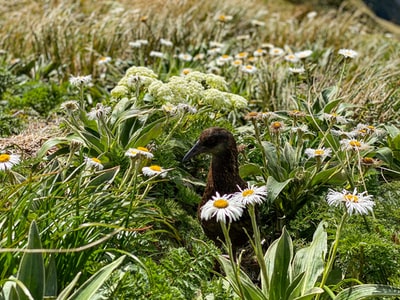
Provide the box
[201,192,244,223]
[326,188,375,215]
[232,183,268,205]
[0,153,20,171]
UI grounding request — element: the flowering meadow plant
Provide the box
[2,0,400,299]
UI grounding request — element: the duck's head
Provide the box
[182,127,237,162]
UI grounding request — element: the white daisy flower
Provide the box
[338,48,358,58]
[0,153,20,171]
[232,183,268,205]
[288,67,305,74]
[295,50,313,59]
[150,51,166,59]
[207,47,222,55]
[178,53,193,62]
[352,124,385,138]
[307,11,318,19]
[85,157,104,170]
[69,75,92,87]
[305,147,332,160]
[340,139,370,151]
[323,112,349,124]
[253,48,267,57]
[241,65,257,74]
[269,47,285,56]
[160,38,173,47]
[97,56,112,65]
[235,52,249,60]
[284,54,300,63]
[142,165,167,178]
[193,53,205,61]
[200,192,244,223]
[217,54,233,63]
[231,59,243,67]
[250,20,266,27]
[217,14,233,22]
[125,147,154,159]
[326,188,374,215]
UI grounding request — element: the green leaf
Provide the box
[239,163,262,178]
[132,121,164,148]
[45,255,58,297]
[290,221,327,298]
[311,166,345,187]
[16,221,45,300]
[217,255,267,300]
[266,176,292,203]
[67,255,125,300]
[87,166,120,188]
[56,272,81,300]
[334,284,400,300]
[265,227,293,300]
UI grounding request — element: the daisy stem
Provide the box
[316,212,347,299]
[220,222,246,299]
[249,204,269,292]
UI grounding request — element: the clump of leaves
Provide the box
[8,81,68,116]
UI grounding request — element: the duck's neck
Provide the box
[209,149,245,194]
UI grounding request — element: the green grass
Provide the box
[1,0,400,299]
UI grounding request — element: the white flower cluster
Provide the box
[110,66,159,99]
[147,71,247,110]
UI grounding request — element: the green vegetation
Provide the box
[1,0,400,299]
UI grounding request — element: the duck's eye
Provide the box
[203,136,218,148]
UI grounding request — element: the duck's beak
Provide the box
[182,140,207,162]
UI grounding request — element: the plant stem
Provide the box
[316,212,348,299]
[249,204,269,292]
[220,222,246,299]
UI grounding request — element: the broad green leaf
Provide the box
[266,227,293,300]
[311,166,344,186]
[45,255,58,297]
[132,121,164,148]
[239,163,262,178]
[87,166,120,188]
[290,222,327,298]
[334,284,400,300]
[16,221,45,300]
[218,255,266,300]
[56,272,81,300]
[293,287,324,300]
[266,176,292,203]
[67,255,125,300]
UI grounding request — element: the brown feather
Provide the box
[183,127,252,249]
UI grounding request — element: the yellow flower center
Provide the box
[222,54,230,59]
[242,190,254,197]
[232,60,242,65]
[218,15,227,22]
[182,69,191,75]
[349,140,361,148]
[245,65,253,70]
[0,154,11,163]
[149,165,162,172]
[91,157,101,163]
[137,147,149,152]
[272,121,282,129]
[344,194,359,203]
[362,157,374,164]
[237,52,247,58]
[367,125,375,131]
[314,149,325,156]
[255,49,263,54]
[213,199,229,208]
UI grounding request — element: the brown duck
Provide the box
[182,127,253,249]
